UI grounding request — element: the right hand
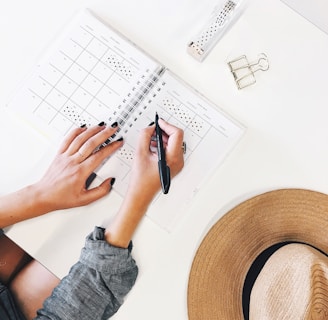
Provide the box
[126,118,185,204]
[104,119,184,248]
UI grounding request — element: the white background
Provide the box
[1,0,328,319]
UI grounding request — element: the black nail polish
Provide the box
[98,121,105,126]
[85,172,97,189]
[116,137,123,142]
[80,124,87,128]
[110,178,116,186]
[111,121,118,128]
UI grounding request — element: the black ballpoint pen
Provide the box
[155,113,171,194]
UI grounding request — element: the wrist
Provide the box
[28,182,54,215]
[127,180,159,205]
[104,188,157,248]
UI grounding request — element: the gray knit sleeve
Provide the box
[35,227,138,320]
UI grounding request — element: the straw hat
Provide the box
[187,189,328,320]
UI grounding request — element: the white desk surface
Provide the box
[1,0,328,319]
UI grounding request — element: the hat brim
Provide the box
[187,189,328,319]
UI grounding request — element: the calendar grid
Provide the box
[7,10,245,231]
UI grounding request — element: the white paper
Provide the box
[7,10,245,231]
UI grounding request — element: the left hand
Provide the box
[34,123,123,212]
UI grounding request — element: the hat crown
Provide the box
[250,244,328,320]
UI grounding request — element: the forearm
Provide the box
[103,119,184,249]
[0,184,50,229]
[104,187,157,248]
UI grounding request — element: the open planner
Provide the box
[6,10,245,232]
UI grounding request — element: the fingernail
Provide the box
[110,178,116,186]
[148,121,154,126]
[80,124,87,128]
[98,121,105,126]
[85,172,97,189]
[116,137,123,142]
[111,121,118,128]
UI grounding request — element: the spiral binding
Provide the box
[100,66,165,147]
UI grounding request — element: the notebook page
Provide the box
[6,10,161,142]
[98,70,245,231]
[6,11,245,232]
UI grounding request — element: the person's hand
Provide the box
[126,118,185,204]
[34,122,123,212]
[104,119,184,248]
